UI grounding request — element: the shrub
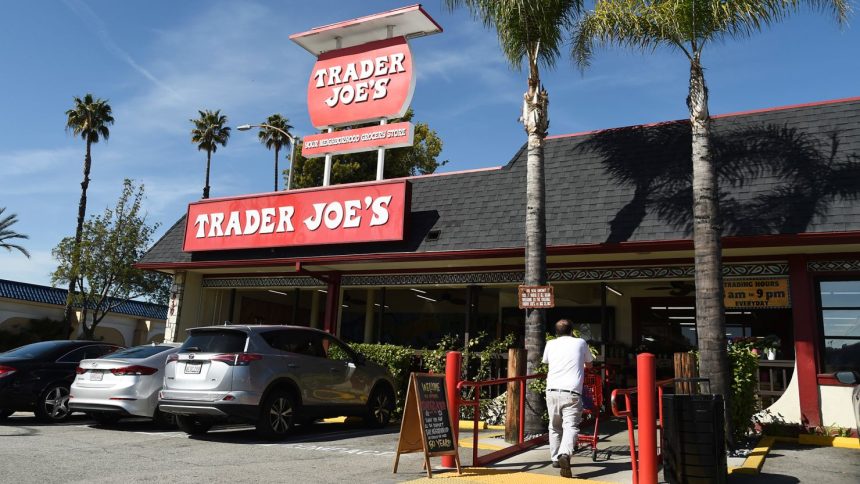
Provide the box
[728,343,763,443]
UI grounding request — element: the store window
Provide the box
[818,280,860,372]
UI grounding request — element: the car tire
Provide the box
[0,409,13,420]
[365,384,395,428]
[90,412,121,426]
[256,390,296,440]
[153,407,177,428]
[34,384,72,423]
[176,415,213,435]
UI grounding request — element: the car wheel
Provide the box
[34,384,72,423]
[365,385,395,428]
[256,390,296,440]
[176,415,213,435]
[0,409,13,420]
[90,412,121,426]
[153,407,177,428]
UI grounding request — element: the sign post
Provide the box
[393,373,462,478]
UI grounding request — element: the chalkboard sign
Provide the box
[393,373,461,478]
[414,374,456,453]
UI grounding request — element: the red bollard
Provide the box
[637,353,658,484]
[442,351,462,469]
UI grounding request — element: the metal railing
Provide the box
[610,378,674,484]
[457,373,547,467]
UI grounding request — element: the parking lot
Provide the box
[0,413,449,484]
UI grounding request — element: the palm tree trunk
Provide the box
[203,149,212,199]
[688,58,734,445]
[63,140,92,337]
[274,146,280,191]
[523,73,549,435]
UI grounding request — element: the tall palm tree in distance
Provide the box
[573,0,849,444]
[258,114,294,191]
[63,93,114,334]
[0,207,30,258]
[447,0,583,434]
[191,109,231,199]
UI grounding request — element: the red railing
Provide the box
[457,373,548,467]
[610,377,674,484]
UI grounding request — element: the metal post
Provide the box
[637,353,658,484]
[323,128,334,186]
[376,119,387,181]
[286,137,296,190]
[442,351,462,469]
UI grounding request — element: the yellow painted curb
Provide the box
[798,434,860,449]
[458,433,506,450]
[728,436,774,475]
[322,417,348,423]
[458,421,506,431]
[404,467,616,483]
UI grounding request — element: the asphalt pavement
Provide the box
[0,413,449,484]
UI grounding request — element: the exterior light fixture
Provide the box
[237,123,299,191]
[605,285,623,297]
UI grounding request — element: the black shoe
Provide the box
[552,461,560,469]
[558,453,572,478]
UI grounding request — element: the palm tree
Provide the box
[573,0,849,444]
[447,0,583,434]
[257,114,294,191]
[191,109,231,199]
[0,207,30,258]
[64,93,114,333]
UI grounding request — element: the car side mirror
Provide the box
[835,371,858,385]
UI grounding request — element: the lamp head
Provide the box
[236,124,254,131]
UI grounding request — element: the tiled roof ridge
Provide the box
[546,95,860,141]
[0,278,167,320]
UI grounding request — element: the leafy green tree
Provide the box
[573,0,849,443]
[52,180,168,340]
[288,109,447,188]
[0,207,30,258]
[257,114,294,191]
[446,0,583,434]
[190,109,231,199]
[63,93,114,334]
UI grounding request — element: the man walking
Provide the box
[543,319,593,478]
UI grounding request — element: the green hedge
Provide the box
[335,343,416,418]
[0,318,66,352]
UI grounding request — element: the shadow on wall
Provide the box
[576,122,860,243]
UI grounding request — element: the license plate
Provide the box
[90,371,103,381]
[184,363,202,374]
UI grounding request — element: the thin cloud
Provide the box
[61,0,182,100]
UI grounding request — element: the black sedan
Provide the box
[0,340,122,422]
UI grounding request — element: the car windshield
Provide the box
[182,330,247,353]
[105,345,175,359]
[1,341,67,359]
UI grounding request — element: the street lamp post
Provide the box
[237,124,298,191]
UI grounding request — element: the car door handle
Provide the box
[287,364,299,369]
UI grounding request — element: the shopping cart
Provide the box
[575,369,604,461]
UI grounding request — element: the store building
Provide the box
[138,97,860,429]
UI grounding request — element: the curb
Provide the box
[728,436,774,475]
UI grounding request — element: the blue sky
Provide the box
[1,0,858,286]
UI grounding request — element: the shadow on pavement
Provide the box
[188,420,399,444]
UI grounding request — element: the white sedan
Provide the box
[70,343,180,425]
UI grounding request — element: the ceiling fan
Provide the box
[646,281,696,297]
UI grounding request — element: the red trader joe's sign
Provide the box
[302,121,413,158]
[183,181,410,252]
[307,36,414,129]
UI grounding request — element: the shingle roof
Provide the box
[0,279,168,320]
[139,97,860,266]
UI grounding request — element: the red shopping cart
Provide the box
[575,369,604,461]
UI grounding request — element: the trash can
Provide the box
[662,394,727,484]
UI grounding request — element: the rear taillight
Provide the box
[166,354,179,363]
[211,353,263,366]
[0,365,16,378]
[111,365,158,376]
[75,366,86,374]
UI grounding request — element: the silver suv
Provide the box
[159,325,396,439]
